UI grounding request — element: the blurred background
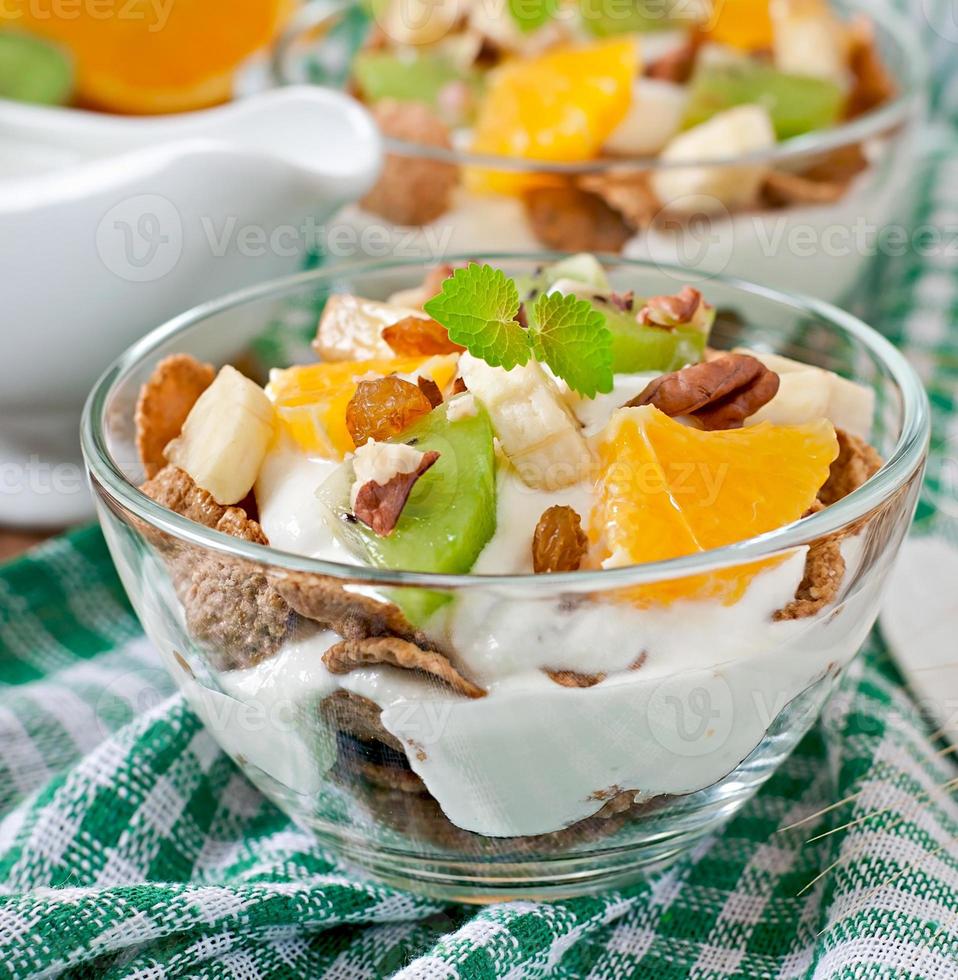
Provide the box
[1,0,955,559]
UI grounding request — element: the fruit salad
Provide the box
[345,0,899,254]
[135,255,887,839]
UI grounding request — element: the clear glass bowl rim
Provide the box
[271,0,927,174]
[81,251,930,593]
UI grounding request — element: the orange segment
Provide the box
[590,406,838,605]
[466,38,638,195]
[1,0,294,114]
[704,0,774,51]
[268,355,458,457]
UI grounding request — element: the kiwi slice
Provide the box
[684,60,844,140]
[0,32,73,106]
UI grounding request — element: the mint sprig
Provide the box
[528,291,613,398]
[424,263,530,370]
[425,263,614,397]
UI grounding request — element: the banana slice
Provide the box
[604,79,688,157]
[770,0,849,87]
[737,348,874,438]
[651,104,776,214]
[314,295,425,362]
[165,365,275,505]
[747,369,831,428]
[457,353,592,490]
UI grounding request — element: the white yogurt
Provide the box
[240,378,878,836]
[217,535,876,836]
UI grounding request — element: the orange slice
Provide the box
[704,0,774,51]
[267,355,458,458]
[1,0,294,114]
[590,406,838,605]
[466,38,638,195]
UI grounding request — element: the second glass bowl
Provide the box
[272,0,925,305]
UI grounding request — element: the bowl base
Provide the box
[306,796,747,903]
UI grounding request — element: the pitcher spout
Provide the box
[197,86,383,201]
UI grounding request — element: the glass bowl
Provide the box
[82,254,929,901]
[272,0,925,306]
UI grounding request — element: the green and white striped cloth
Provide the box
[3,14,958,980]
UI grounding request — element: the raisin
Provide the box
[533,505,588,573]
[346,377,434,448]
[382,316,465,356]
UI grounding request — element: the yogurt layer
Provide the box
[246,372,868,837]
[216,535,875,836]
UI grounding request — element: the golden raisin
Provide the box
[382,316,465,356]
[346,377,434,448]
[533,505,588,573]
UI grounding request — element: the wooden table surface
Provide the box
[0,529,59,563]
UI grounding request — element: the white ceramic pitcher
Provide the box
[0,86,381,526]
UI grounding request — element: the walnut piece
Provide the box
[523,184,632,253]
[578,171,660,231]
[762,170,850,207]
[353,450,440,536]
[637,286,706,329]
[135,354,215,479]
[417,375,443,408]
[645,37,698,83]
[846,15,897,118]
[323,636,485,699]
[360,100,459,226]
[627,353,780,430]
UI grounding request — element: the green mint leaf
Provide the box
[507,0,558,33]
[424,264,531,370]
[529,291,614,398]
